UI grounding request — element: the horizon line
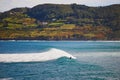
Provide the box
[0,3,119,13]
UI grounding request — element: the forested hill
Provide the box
[0,4,120,40]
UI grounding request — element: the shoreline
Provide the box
[0,40,120,42]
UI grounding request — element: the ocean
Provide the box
[0,41,120,80]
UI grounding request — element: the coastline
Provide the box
[0,40,120,42]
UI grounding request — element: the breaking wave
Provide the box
[0,48,76,63]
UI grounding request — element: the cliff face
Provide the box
[0,4,120,40]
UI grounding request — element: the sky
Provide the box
[0,0,120,12]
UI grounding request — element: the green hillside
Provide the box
[0,4,120,40]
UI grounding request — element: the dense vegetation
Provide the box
[0,4,120,40]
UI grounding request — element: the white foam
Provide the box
[0,48,76,63]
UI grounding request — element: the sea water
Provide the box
[0,41,120,80]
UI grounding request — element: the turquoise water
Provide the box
[0,41,120,80]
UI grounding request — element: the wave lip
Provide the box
[0,48,76,63]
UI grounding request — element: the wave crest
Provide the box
[0,48,76,63]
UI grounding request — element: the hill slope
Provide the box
[0,4,120,40]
